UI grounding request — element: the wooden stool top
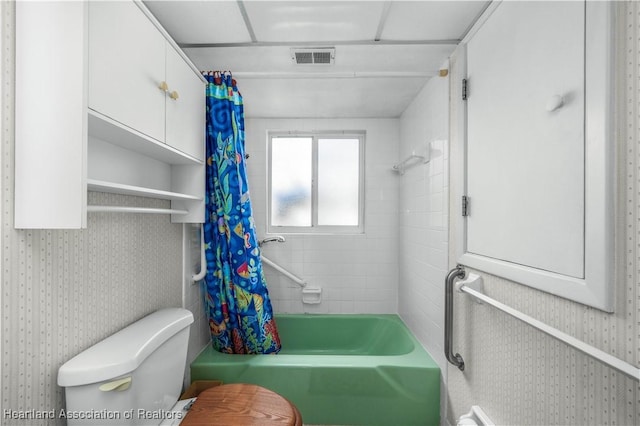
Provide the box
[180,383,303,426]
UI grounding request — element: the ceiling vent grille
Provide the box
[291,48,335,65]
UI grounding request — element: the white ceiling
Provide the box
[144,1,490,118]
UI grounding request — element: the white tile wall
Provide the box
[245,118,400,314]
[397,68,450,373]
[396,68,451,424]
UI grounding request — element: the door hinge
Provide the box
[462,195,469,217]
[462,79,468,101]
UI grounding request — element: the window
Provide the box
[268,132,364,234]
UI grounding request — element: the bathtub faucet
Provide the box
[258,236,286,247]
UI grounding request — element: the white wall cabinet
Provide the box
[15,1,205,229]
[165,45,207,160]
[88,1,204,161]
[88,0,166,144]
[466,1,585,278]
[453,1,614,311]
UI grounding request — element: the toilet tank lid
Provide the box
[57,308,194,387]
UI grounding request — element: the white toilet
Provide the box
[57,308,194,426]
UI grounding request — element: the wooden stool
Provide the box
[180,383,303,426]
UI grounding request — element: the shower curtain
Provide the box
[202,71,281,354]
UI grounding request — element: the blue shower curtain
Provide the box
[202,71,281,354]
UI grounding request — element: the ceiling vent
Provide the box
[291,48,335,65]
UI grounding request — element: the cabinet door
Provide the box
[89,1,166,142]
[466,1,585,277]
[456,1,615,311]
[15,1,87,229]
[165,45,205,161]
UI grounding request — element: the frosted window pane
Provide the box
[271,137,312,226]
[318,138,360,226]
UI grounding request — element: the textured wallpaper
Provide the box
[446,2,639,425]
[1,2,186,425]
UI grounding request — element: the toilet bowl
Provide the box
[57,308,302,426]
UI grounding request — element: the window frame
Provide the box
[267,131,365,235]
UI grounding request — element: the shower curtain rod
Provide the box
[180,39,459,49]
[228,71,432,79]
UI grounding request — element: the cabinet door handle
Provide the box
[158,81,169,92]
[169,90,179,100]
[546,94,564,112]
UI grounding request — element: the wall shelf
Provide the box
[87,179,203,202]
[88,110,203,166]
[87,205,189,215]
[15,1,205,228]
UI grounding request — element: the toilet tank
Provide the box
[58,308,194,425]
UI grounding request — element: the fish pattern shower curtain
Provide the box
[203,72,281,354]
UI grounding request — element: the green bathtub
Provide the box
[190,314,440,425]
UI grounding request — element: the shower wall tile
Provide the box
[245,118,400,314]
[396,66,451,419]
[397,64,450,361]
[445,2,639,425]
[0,2,196,423]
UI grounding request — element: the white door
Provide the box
[165,45,205,161]
[88,1,166,142]
[466,1,585,278]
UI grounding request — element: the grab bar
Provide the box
[458,278,640,381]
[192,225,207,282]
[261,256,306,287]
[445,265,466,371]
[191,229,306,288]
[447,265,640,381]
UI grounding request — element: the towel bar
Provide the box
[445,265,640,381]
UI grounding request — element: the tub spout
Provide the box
[258,236,286,247]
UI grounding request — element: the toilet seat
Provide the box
[180,383,302,426]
